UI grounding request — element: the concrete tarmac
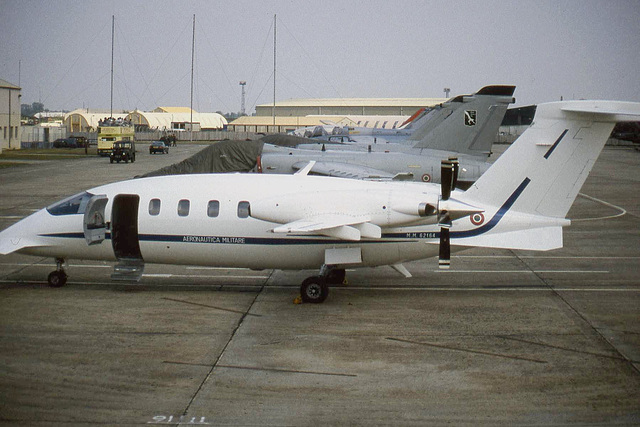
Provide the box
[0,144,639,425]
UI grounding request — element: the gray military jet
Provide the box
[258,85,515,188]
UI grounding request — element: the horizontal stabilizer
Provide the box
[561,101,640,119]
[451,226,563,251]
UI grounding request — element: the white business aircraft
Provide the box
[1,101,639,303]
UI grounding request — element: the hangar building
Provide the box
[230,97,446,133]
[255,98,446,117]
[0,78,22,151]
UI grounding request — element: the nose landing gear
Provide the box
[47,258,68,287]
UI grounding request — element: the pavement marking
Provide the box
[387,337,548,364]
[434,270,609,274]
[215,364,358,377]
[143,273,270,279]
[2,279,638,292]
[454,256,640,259]
[162,297,261,317]
[499,336,640,363]
[163,360,357,377]
[574,192,627,221]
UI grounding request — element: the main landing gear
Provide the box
[47,258,68,287]
[299,267,346,304]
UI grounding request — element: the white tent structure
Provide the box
[128,110,227,131]
[64,109,130,133]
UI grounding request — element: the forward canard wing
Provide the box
[272,214,382,241]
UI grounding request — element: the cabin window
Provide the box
[178,199,190,217]
[149,199,161,216]
[237,201,251,218]
[207,200,220,217]
[47,192,93,216]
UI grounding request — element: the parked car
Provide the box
[53,138,77,148]
[149,141,169,154]
[110,141,136,163]
[52,136,88,148]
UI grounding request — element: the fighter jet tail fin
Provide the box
[410,85,515,157]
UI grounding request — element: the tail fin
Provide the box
[464,100,640,219]
[410,85,515,156]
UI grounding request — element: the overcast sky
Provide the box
[2,0,639,114]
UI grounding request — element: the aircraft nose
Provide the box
[0,209,51,255]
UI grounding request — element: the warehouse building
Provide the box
[0,78,22,152]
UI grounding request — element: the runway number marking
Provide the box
[148,415,209,424]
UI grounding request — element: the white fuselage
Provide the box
[9,174,468,270]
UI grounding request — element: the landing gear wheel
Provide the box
[326,268,346,285]
[300,276,329,304]
[47,270,67,288]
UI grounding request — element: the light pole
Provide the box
[239,81,246,115]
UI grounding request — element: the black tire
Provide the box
[110,158,113,163]
[48,271,67,288]
[131,154,135,163]
[326,268,346,285]
[300,276,329,303]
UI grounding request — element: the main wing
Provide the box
[272,214,382,241]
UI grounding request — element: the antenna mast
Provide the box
[239,81,246,115]
[110,15,114,118]
[272,14,276,126]
[190,14,195,143]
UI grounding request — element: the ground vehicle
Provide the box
[98,122,135,156]
[149,141,169,154]
[53,138,76,148]
[53,136,87,148]
[109,141,136,163]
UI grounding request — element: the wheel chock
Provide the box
[293,295,303,304]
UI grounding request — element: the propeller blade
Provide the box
[438,211,452,228]
[441,160,454,201]
[448,157,459,190]
[439,228,450,269]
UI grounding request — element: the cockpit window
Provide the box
[46,192,94,216]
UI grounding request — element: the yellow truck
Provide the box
[97,121,135,156]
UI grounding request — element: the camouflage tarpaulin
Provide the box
[139,140,264,178]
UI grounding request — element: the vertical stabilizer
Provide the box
[464,101,640,219]
[410,85,515,156]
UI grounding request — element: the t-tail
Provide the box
[409,85,516,157]
[455,100,640,251]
